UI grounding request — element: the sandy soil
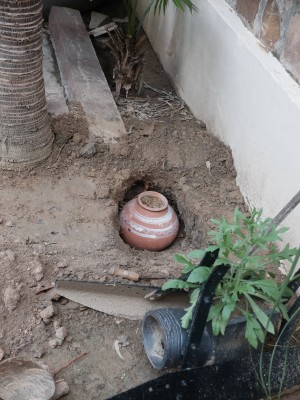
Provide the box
[0,28,298,400]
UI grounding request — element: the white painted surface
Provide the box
[137,0,300,248]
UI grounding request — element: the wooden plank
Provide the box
[49,6,126,142]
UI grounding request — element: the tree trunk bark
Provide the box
[0,0,53,169]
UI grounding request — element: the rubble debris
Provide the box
[6,249,16,262]
[49,338,63,349]
[30,346,45,359]
[49,289,61,301]
[3,286,20,312]
[80,142,97,158]
[0,346,4,361]
[55,327,68,341]
[40,304,55,323]
[4,221,14,227]
[33,261,44,282]
[57,261,68,269]
[52,379,70,399]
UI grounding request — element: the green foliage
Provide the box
[162,208,298,348]
[150,0,198,14]
[124,0,197,38]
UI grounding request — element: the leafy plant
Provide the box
[162,208,298,348]
[258,248,300,399]
[108,0,197,98]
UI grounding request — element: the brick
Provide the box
[281,14,300,83]
[260,0,280,49]
[49,7,126,142]
[236,0,260,28]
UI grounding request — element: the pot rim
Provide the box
[137,191,168,212]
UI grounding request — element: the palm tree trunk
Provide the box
[0,0,53,169]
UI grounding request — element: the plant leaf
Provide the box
[174,254,195,273]
[244,294,275,334]
[187,267,211,284]
[162,279,196,290]
[188,249,206,259]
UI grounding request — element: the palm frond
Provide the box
[153,0,198,14]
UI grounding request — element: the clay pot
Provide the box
[119,191,179,251]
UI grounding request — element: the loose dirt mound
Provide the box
[0,97,247,399]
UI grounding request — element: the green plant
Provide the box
[258,248,300,399]
[162,208,298,348]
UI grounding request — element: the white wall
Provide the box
[137,0,300,249]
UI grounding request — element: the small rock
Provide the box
[80,142,97,158]
[71,342,81,350]
[30,346,45,359]
[49,338,63,349]
[40,304,55,322]
[0,218,3,224]
[0,347,4,361]
[3,286,20,312]
[57,261,68,269]
[32,261,44,281]
[99,276,106,283]
[49,290,61,301]
[6,249,15,262]
[55,327,68,341]
[52,379,69,399]
[72,132,83,144]
[4,221,13,227]
[53,319,61,330]
[60,298,68,305]
[34,272,44,282]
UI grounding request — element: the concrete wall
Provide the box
[225,0,300,85]
[136,0,300,248]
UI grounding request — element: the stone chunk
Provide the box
[52,379,70,399]
[80,142,97,158]
[55,327,68,341]
[40,304,55,322]
[49,338,63,349]
[6,249,15,262]
[3,287,20,312]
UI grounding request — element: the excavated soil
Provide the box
[0,35,297,400]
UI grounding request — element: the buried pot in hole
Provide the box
[119,191,179,251]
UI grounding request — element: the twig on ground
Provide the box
[56,144,66,162]
[144,82,171,97]
[52,352,88,375]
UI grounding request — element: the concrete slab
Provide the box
[49,6,126,142]
[43,34,69,116]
